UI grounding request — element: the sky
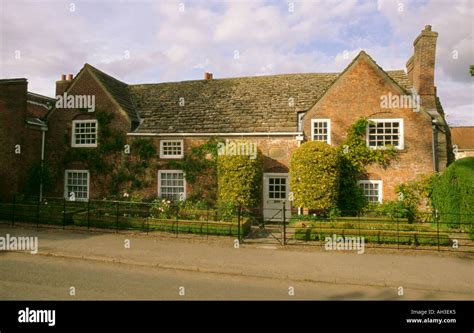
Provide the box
[0,0,473,126]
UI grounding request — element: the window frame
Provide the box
[64,169,90,201]
[159,139,184,159]
[357,180,383,203]
[366,118,404,150]
[71,119,98,148]
[311,119,331,144]
[157,170,186,201]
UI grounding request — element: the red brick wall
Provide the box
[45,69,131,198]
[124,136,297,201]
[0,80,28,200]
[303,56,434,202]
[0,80,47,201]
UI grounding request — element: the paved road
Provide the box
[0,225,472,300]
[0,252,469,300]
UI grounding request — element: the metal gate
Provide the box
[243,203,290,245]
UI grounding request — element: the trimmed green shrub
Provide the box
[293,220,451,246]
[432,157,474,233]
[290,141,340,212]
[217,144,263,207]
[362,201,410,220]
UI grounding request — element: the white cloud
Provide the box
[0,0,472,125]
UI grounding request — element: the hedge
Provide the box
[290,141,340,211]
[432,157,474,232]
[217,144,263,207]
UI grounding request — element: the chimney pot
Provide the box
[67,74,74,81]
[424,25,432,31]
[204,72,213,80]
[61,74,66,81]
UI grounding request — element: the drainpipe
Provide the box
[39,127,47,201]
[431,121,438,173]
[295,134,304,147]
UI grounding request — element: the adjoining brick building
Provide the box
[1,25,456,220]
[0,79,54,201]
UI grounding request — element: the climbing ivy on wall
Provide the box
[167,138,222,204]
[58,109,155,198]
[61,109,124,175]
[337,117,398,213]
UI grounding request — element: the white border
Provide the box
[310,119,331,144]
[366,118,404,150]
[64,169,90,201]
[157,170,186,200]
[71,119,98,148]
[357,180,383,203]
[128,132,302,137]
[159,139,184,159]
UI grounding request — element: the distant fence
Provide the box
[0,196,472,253]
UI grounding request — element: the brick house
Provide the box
[2,25,454,219]
[0,78,54,201]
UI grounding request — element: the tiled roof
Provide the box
[80,61,412,134]
[129,73,339,133]
[451,127,474,149]
[85,64,139,123]
[128,70,411,133]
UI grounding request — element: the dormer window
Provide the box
[71,119,98,147]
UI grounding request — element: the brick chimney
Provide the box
[204,72,213,80]
[406,25,438,96]
[55,73,74,97]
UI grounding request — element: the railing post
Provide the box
[358,212,361,238]
[437,214,440,252]
[12,194,16,226]
[237,205,242,244]
[87,200,90,229]
[396,216,400,250]
[176,205,179,238]
[116,201,119,232]
[282,202,286,246]
[63,198,66,229]
[36,197,40,228]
